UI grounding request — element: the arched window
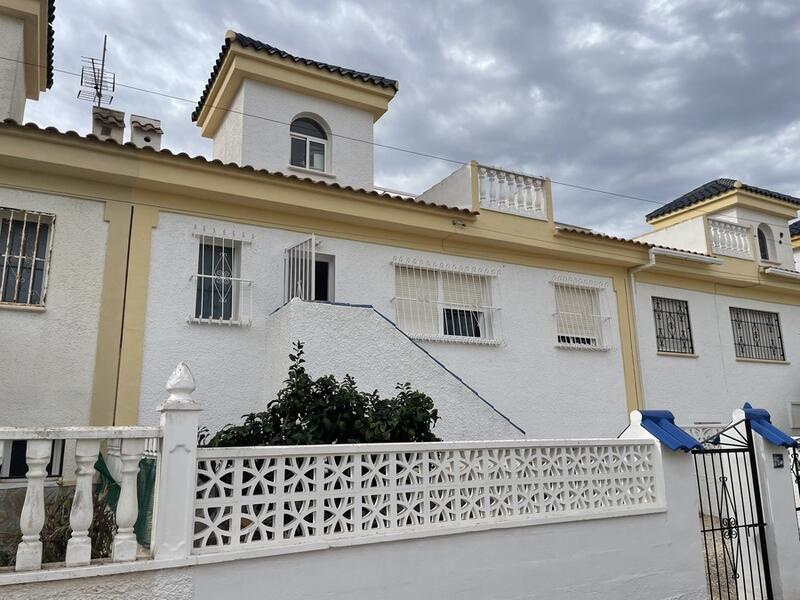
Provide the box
[757,224,775,262]
[290,117,327,172]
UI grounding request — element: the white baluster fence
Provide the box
[0,426,161,571]
[477,165,547,220]
[192,439,664,554]
[707,218,753,259]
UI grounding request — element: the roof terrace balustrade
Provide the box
[708,218,753,260]
[477,165,547,219]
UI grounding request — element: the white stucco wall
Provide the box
[138,212,629,438]
[212,79,375,190]
[0,188,108,426]
[0,13,27,122]
[265,300,523,440]
[635,280,800,431]
[416,164,473,210]
[635,216,708,253]
[211,87,244,166]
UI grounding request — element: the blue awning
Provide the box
[639,410,702,452]
[743,403,799,448]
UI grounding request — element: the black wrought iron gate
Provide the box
[693,419,773,599]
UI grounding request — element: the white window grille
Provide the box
[392,257,501,344]
[0,208,54,307]
[191,228,252,326]
[552,274,611,350]
[284,235,316,302]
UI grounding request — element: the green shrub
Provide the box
[202,341,440,447]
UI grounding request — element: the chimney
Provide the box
[92,107,125,143]
[130,114,163,149]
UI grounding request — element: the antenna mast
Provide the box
[77,35,116,106]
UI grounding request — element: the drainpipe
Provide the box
[627,248,723,410]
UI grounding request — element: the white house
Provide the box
[1,6,800,484]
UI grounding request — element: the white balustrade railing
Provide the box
[477,165,547,219]
[0,426,162,571]
[192,438,663,554]
[708,219,753,259]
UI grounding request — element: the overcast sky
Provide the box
[24,0,800,236]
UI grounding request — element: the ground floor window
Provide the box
[552,275,611,350]
[393,258,501,344]
[729,307,785,361]
[652,297,694,354]
[0,440,64,480]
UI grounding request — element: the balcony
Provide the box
[477,165,547,219]
[707,218,752,259]
[415,162,550,220]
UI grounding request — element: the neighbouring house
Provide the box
[2,1,800,485]
[791,219,800,269]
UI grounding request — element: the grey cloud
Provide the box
[23,0,800,236]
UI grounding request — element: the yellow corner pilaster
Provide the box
[613,273,644,413]
[89,201,132,425]
[114,205,159,425]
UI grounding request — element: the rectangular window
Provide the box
[730,307,785,361]
[652,297,694,354]
[192,234,252,326]
[393,261,500,343]
[0,440,64,480]
[0,208,53,307]
[553,279,609,350]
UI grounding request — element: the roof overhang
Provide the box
[195,32,397,139]
[650,189,799,230]
[0,0,50,98]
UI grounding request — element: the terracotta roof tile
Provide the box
[193,32,398,122]
[557,226,713,257]
[0,119,474,217]
[646,178,800,221]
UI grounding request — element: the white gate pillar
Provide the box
[733,407,800,600]
[152,362,202,561]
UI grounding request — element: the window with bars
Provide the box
[729,307,785,361]
[552,277,610,350]
[652,297,694,354]
[0,440,64,480]
[192,233,253,326]
[393,260,500,343]
[0,208,53,307]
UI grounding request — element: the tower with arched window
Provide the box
[192,31,398,191]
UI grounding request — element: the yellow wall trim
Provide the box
[89,201,132,425]
[113,205,159,425]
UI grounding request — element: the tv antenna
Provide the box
[77,35,116,107]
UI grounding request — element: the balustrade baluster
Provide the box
[66,439,102,566]
[523,177,533,211]
[533,179,544,213]
[112,437,145,562]
[15,439,51,571]
[478,167,488,205]
[494,170,505,206]
[487,170,497,206]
